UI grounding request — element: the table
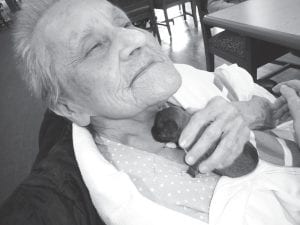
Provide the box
[203,0,300,51]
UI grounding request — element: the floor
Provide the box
[0,6,299,205]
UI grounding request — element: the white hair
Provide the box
[14,0,61,107]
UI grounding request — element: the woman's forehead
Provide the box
[39,0,123,32]
[35,0,127,52]
[55,0,119,24]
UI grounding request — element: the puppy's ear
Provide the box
[51,101,91,126]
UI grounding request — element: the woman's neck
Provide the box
[90,106,166,153]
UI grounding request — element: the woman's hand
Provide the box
[272,80,300,146]
[233,96,283,130]
[272,80,300,122]
[179,97,250,173]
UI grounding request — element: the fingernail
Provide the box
[281,85,287,90]
[180,139,187,148]
[199,165,209,173]
[185,156,194,165]
[273,84,279,90]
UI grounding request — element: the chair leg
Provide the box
[206,52,215,72]
[156,29,162,44]
[182,3,187,20]
[163,8,172,37]
[191,1,198,28]
[243,38,258,81]
[153,17,162,44]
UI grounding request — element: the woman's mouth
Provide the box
[129,60,160,87]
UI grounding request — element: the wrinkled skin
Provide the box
[34,0,182,125]
[273,80,300,146]
[179,97,250,173]
[233,95,279,130]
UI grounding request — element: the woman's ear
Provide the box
[51,101,91,127]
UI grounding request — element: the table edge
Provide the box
[204,15,300,51]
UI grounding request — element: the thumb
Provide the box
[280,85,298,101]
[280,85,300,119]
[273,83,283,93]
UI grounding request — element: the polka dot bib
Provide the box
[95,136,220,222]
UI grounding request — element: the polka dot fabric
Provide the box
[95,137,220,223]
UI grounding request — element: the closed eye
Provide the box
[86,43,102,57]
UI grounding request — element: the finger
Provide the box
[280,85,299,100]
[179,108,217,149]
[272,96,286,110]
[273,80,300,93]
[273,83,285,93]
[184,114,227,165]
[218,126,250,169]
[280,85,300,119]
[283,80,300,91]
[198,126,239,173]
[214,134,246,170]
[179,97,232,149]
[273,103,289,120]
[198,117,248,172]
[200,126,249,172]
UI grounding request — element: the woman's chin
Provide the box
[131,63,182,107]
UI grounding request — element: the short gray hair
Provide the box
[14,0,61,107]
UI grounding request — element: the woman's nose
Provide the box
[118,28,147,61]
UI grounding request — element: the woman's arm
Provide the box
[213,64,285,130]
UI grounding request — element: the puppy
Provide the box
[151,106,258,178]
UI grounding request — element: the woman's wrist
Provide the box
[233,96,275,130]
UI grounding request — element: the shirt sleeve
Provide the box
[0,183,83,225]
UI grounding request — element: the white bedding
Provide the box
[73,64,300,225]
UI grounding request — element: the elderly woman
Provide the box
[0,0,300,225]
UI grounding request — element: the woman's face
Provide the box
[37,0,181,119]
